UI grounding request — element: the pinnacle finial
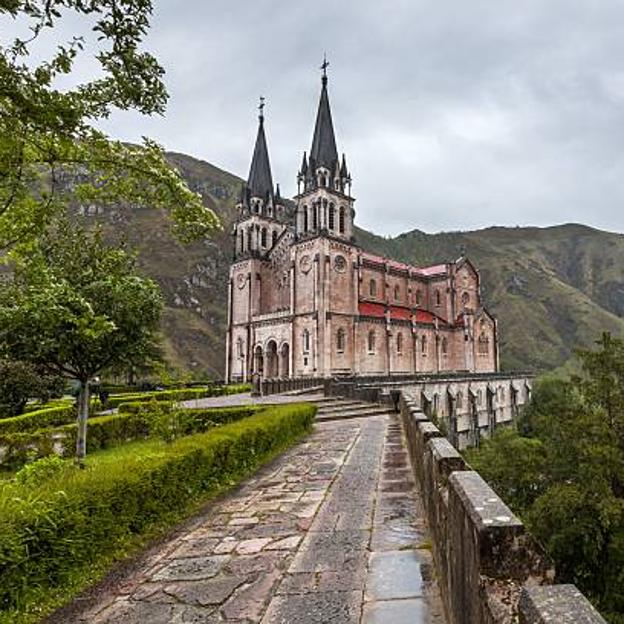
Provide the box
[258,96,265,122]
[320,54,329,84]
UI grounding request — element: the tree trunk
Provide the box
[75,379,90,467]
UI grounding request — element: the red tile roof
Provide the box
[357,303,443,326]
[358,302,386,318]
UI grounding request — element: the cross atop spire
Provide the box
[320,54,329,84]
[258,96,265,122]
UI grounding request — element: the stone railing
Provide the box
[255,377,325,397]
[398,392,607,624]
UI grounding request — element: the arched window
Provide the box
[441,337,448,355]
[303,205,309,231]
[397,332,403,354]
[367,330,376,353]
[302,329,310,354]
[435,289,441,307]
[370,279,377,297]
[329,204,335,230]
[237,338,244,357]
[415,289,421,306]
[461,291,470,308]
[336,328,345,353]
[272,230,278,247]
[456,391,463,409]
[247,227,252,250]
[261,227,267,248]
[238,229,244,253]
[339,206,345,233]
[394,285,400,301]
[313,203,318,229]
[421,335,427,355]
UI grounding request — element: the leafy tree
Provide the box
[469,334,624,620]
[0,359,64,416]
[0,219,163,464]
[0,0,220,249]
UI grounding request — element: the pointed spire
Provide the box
[247,97,274,200]
[309,59,339,171]
[300,151,308,175]
[340,153,348,177]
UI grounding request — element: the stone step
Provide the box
[316,405,393,422]
[315,401,375,414]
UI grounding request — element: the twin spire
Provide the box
[243,59,349,210]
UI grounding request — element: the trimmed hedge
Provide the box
[0,403,315,614]
[0,405,264,471]
[105,384,250,409]
[0,405,75,434]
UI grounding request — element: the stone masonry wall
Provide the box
[398,393,607,624]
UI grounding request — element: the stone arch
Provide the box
[265,339,278,378]
[254,345,264,376]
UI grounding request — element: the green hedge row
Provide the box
[0,405,75,434]
[0,403,315,615]
[105,383,250,409]
[0,405,263,471]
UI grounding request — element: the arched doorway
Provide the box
[266,340,278,378]
[280,343,290,378]
[254,345,264,376]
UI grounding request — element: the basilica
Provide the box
[225,71,499,382]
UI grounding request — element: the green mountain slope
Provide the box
[102,152,624,376]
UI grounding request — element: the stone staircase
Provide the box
[304,394,394,422]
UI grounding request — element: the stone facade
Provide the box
[226,74,499,382]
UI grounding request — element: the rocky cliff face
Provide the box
[91,151,624,376]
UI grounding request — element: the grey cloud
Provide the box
[11,0,624,234]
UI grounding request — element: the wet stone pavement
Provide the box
[71,415,446,624]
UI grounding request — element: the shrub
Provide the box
[0,403,316,614]
[14,455,67,486]
[0,405,75,434]
[0,405,264,470]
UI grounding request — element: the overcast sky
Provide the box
[10,0,624,236]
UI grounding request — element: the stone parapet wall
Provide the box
[399,393,607,624]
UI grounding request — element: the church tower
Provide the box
[233,101,287,259]
[295,65,354,242]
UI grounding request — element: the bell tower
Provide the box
[233,98,287,259]
[295,60,354,242]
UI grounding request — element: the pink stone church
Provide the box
[226,72,499,382]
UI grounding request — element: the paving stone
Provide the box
[94,599,175,624]
[169,536,219,559]
[163,575,244,607]
[262,590,362,624]
[290,529,369,573]
[362,598,425,624]
[365,550,425,601]
[265,535,302,551]
[151,555,229,582]
[236,537,272,554]
[277,568,366,595]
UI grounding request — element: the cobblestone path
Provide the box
[66,415,446,624]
